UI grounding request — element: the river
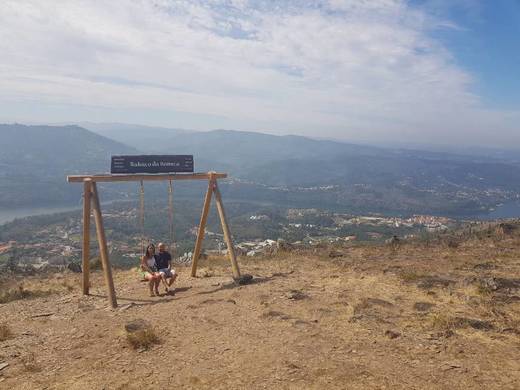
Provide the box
[0,205,80,225]
[469,201,520,221]
[1,200,519,226]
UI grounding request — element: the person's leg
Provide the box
[145,274,155,296]
[153,274,161,295]
[159,270,170,292]
[168,272,177,287]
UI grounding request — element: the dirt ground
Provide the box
[1,232,520,389]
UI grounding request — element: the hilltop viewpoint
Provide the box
[1,221,519,389]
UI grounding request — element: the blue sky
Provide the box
[0,0,518,147]
[417,0,520,109]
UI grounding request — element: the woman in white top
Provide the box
[140,244,160,296]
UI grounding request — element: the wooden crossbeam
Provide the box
[67,172,227,183]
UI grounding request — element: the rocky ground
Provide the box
[1,223,520,389]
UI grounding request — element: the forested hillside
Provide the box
[0,124,135,207]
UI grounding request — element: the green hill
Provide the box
[0,124,136,207]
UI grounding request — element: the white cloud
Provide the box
[0,0,517,147]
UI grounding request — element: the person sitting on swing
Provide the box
[156,242,177,293]
[140,243,161,297]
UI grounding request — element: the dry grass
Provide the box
[21,352,41,372]
[125,319,160,350]
[0,323,13,341]
[126,328,160,350]
[430,313,457,331]
[399,270,426,282]
[0,285,53,304]
[430,312,494,332]
[0,220,518,389]
[89,257,102,271]
[476,284,494,296]
[0,276,78,304]
[60,279,76,292]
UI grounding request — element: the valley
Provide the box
[0,200,456,273]
[1,123,520,217]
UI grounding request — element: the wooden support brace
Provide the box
[213,180,241,279]
[82,179,92,295]
[90,182,118,308]
[191,175,214,277]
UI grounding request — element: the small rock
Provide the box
[124,319,150,333]
[385,330,401,339]
[479,277,499,291]
[414,302,435,312]
[287,290,309,300]
[235,274,253,285]
[442,362,462,371]
[277,239,293,251]
[0,363,8,371]
[67,262,82,273]
[199,269,213,278]
[328,250,344,258]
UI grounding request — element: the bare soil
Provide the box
[1,234,520,389]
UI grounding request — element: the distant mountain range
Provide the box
[1,122,519,216]
[0,124,135,207]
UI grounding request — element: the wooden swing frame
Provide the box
[67,172,240,308]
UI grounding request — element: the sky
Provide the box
[0,0,519,148]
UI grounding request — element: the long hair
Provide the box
[145,243,155,258]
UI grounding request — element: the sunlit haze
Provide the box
[0,0,519,147]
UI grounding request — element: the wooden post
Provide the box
[213,180,241,279]
[191,175,214,277]
[82,179,92,295]
[90,182,117,308]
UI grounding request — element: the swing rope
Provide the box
[138,180,175,258]
[139,180,145,256]
[168,180,176,260]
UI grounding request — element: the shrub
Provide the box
[476,284,493,296]
[125,319,160,350]
[21,352,41,372]
[126,328,159,350]
[430,313,456,331]
[89,257,102,270]
[0,323,13,341]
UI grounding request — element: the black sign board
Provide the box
[111,155,194,174]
